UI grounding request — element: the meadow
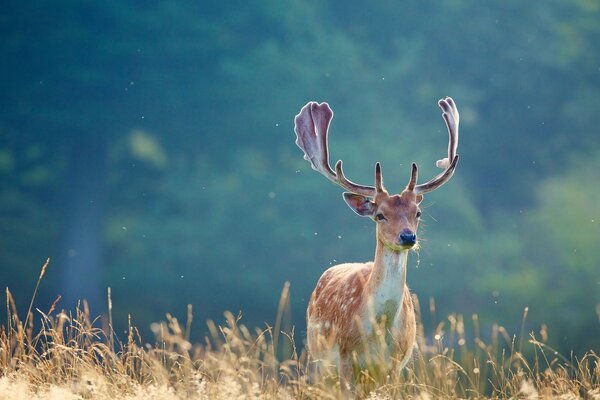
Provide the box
[0,262,597,400]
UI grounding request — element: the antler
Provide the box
[295,97,459,197]
[413,97,460,195]
[294,102,379,197]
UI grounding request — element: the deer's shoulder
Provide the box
[316,262,373,288]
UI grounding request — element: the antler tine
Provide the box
[414,97,460,195]
[294,102,376,197]
[334,161,377,196]
[374,162,386,193]
[406,162,418,191]
[413,155,459,194]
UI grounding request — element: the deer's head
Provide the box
[294,97,459,251]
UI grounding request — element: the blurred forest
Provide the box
[0,1,598,355]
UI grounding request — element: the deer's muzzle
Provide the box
[399,229,417,247]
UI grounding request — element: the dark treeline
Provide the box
[0,1,598,354]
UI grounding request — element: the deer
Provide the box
[294,97,460,390]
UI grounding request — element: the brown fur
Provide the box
[307,263,371,353]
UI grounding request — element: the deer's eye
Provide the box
[375,213,386,221]
[416,211,422,218]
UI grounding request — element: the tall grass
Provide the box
[0,262,598,399]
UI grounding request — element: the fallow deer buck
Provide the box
[294,97,460,387]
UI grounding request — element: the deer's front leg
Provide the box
[339,352,354,395]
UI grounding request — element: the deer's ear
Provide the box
[343,193,375,217]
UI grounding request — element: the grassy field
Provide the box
[0,263,598,399]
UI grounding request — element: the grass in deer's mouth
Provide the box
[0,262,598,399]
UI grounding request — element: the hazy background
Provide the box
[1,0,598,355]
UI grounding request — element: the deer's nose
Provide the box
[399,229,416,246]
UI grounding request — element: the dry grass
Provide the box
[0,262,598,399]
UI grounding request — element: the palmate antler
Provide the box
[294,102,379,197]
[294,97,460,197]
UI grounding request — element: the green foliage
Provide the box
[518,152,600,351]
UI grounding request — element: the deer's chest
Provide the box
[360,280,405,337]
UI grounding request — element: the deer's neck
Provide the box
[365,240,408,312]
